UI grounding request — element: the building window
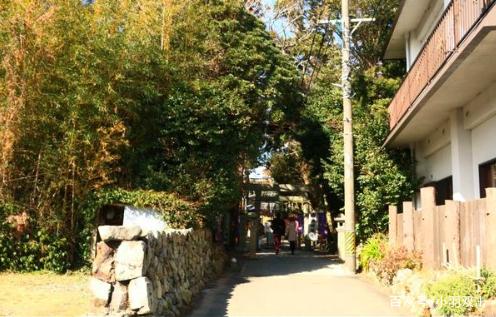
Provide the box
[479,159,496,198]
[424,176,453,205]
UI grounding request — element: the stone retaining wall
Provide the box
[90,226,226,316]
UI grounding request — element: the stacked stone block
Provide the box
[90,226,226,316]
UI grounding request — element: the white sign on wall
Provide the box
[122,206,167,232]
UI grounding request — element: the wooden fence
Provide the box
[388,187,496,269]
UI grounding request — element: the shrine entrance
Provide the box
[238,182,332,255]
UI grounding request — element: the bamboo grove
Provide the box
[0,0,303,271]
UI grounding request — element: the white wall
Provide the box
[123,206,167,232]
[462,82,496,198]
[415,110,496,200]
[416,143,452,185]
[415,120,451,185]
[451,109,475,201]
[415,142,452,209]
[471,114,496,197]
[464,81,496,130]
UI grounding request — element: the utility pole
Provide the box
[341,0,356,274]
[319,2,373,274]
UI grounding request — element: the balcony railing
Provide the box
[388,0,495,130]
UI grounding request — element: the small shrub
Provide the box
[0,221,70,272]
[371,246,422,284]
[481,268,496,299]
[425,270,479,316]
[359,233,387,271]
[85,188,202,229]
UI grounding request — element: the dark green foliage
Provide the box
[0,204,70,272]
[90,189,200,229]
[269,0,416,242]
[0,1,303,271]
[301,64,416,241]
[74,188,200,267]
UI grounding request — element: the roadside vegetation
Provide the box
[0,0,302,271]
[359,233,496,316]
[359,233,422,284]
[0,0,417,272]
[265,0,416,242]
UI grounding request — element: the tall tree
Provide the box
[0,0,303,270]
[269,0,415,241]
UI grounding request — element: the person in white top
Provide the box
[264,221,273,247]
[285,215,298,255]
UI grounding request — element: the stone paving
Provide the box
[187,248,411,317]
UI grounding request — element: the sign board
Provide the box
[123,206,167,232]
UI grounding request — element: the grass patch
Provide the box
[0,271,91,317]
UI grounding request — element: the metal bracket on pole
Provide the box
[350,18,375,35]
[318,18,375,36]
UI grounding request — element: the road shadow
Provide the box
[185,249,343,317]
[242,249,344,278]
[185,266,249,317]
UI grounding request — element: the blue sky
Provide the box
[261,0,291,36]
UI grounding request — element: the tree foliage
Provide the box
[270,0,416,241]
[0,0,303,270]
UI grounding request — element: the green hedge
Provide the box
[425,268,496,316]
[77,188,203,268]
[1,188,202,272]
[0,203,70,272]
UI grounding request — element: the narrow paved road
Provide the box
[187,249,411,317]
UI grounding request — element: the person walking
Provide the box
[286,214,298,255]
[271,213,285,255]
[264,221,273,248]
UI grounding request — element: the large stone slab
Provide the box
[90,277,111,307]
[98,225,142,242]
[128,277,154,315]
[110,282,128,312]
[92,241,115,282]
[115,240,146,281]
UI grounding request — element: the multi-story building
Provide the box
[384,0,496,204]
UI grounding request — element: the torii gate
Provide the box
[240,183,314,255]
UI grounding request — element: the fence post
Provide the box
[485,188,496,269]
[403,201,415,251]
[445,200,461,266]
[388,205,398,247]
[421,186,438,269]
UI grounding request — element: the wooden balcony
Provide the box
[388,0,496,131]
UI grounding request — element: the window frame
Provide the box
[424,176,453,205]
[479,158,496,198]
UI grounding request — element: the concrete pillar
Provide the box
[248,219,257,257]
[405,32,412,71]
[238,214,247,251]
[450,108,475,201]
[249,189,262,256]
